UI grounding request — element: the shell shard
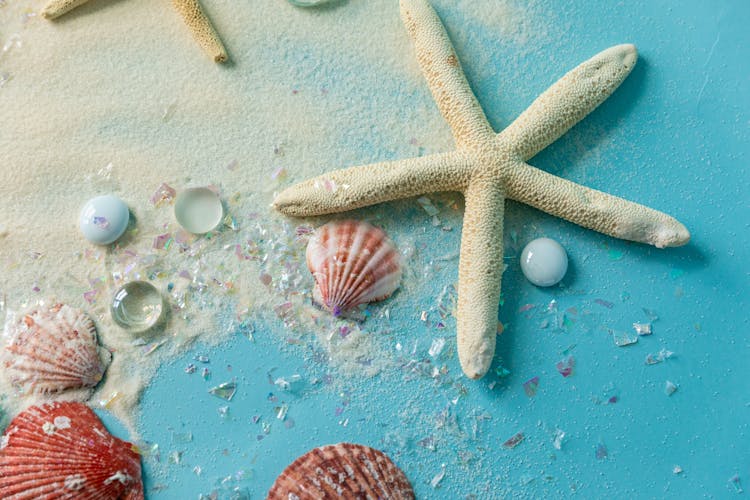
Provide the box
[0,401,144,499]
[268,442,415,499]
[306,220,402,316]
[1,303,111,394]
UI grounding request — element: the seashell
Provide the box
[1,303,112,394]
[268,442,415,499]
[0,401,144,499]
[306,220,402,316]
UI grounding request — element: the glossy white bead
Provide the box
[520,238,568,287]
[174,187,224,234]
[79,195,130,245]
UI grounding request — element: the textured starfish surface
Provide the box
[273,0,690,379]
[42,0,228,63]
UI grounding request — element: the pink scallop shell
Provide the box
[306,220,402,316]
[0,401,144,499]
[1,303,111,394]
[267,442,415,499]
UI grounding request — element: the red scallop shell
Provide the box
[267,442,415,499]
[0,401,144,499]
[1,303,111,394]
[306,220,402,316]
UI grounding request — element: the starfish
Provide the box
[41,0,228,63]
[273,0,690,379]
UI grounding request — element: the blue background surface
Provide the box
[90,0,749,498]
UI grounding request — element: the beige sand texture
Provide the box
[0,0,436,428]
[0,0,562,427]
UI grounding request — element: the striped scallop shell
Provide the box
[267,443,415,499]
[1,303,111,394]
[0,401,144,500]
[306,220,402,316]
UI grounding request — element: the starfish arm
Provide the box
[499,44,638,161]
[507,162,690,248]
[41,0,93,19]
[456,178,505,379]
[172,0,228,63]
[273,151,471,217]
[400,0,495,148]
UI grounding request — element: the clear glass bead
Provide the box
[111,281,164,332]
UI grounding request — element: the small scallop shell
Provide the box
[268,443,415,499]
[0,401,144,499]
[306,220,402,316]
[1,303,111,394]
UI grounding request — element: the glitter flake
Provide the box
[645,348,674,365]
[150,183,176,206]
[430,464,446,488]
[92,216,109,229]
[611,329,638,347]
[209,381,237,401]
[729,474,743,494]
[429,338,446,358]
[595,442,608,460]
[553,429,565,450]
[664,380,678,396]
[502,432,525,449]
[556,356,575,377]
[633,322,652,335]
[523,376,540,397]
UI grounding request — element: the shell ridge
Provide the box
[335,221,372,309]
[331,221,358,312]
[336,224,382,311]
[353,444,388,495]
[6,346,97,378]
[325,222,343,312]
[338,242,400,310]
[1,304,111,394]
[340,447,377,495]
[7,358,99,383]
[3,439,102,467]
[342,255,398,308]
[356,268,402,305]
[309,447,337,496]
[267,443,414,499]
[0,482,59,498]
[334,222,353,311]
[0,402,143,499]
[0,470,64,492]
[343,225,400,308]
[322,223,339,312]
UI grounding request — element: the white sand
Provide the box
[0,0,554,431]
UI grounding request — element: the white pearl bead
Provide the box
[79,195,130,245]
[520,238,568,287]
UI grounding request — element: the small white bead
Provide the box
[79,195,130,245]
[520,238,568,287]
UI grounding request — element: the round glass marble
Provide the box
[79,195,130,245]
[111,281,164,332]
[520,238,568,287]
[174,187,224,234]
